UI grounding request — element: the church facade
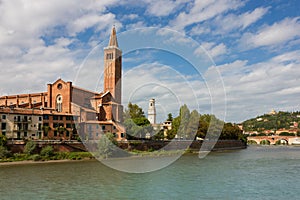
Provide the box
[0,27,125,141]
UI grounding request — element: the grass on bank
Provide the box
[0,151,94,163]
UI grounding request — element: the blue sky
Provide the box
[0,0,300,123]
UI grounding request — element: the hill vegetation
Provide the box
[242,111,300,134]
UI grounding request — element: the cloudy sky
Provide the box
[0,0,299,123]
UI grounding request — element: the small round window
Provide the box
[57,83,62,90]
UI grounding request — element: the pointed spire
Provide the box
[108,26,119,47]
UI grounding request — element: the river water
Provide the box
[1,145,300,200]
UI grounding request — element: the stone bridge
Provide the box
[247,136,299,145]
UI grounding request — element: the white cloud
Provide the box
[169,0,244,30]
[68,13,116,35]
[125,21,147,30]
[240,17,300,49]
[122,14,139,21]
[145,0,189,17]
[214,50,300,122]
[195,42,227,59]
[215,7,269,33]
[123,62,209,122]
[189,24,211,35]
[0,0,120,96]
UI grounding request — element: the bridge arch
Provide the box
[275,139,288,145]
[247,140,258,144]
[260,140,271,145]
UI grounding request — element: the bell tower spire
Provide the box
[108,26,119,47]
[103,26,122,105]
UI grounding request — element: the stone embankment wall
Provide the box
[7,140,246,154]
[119,140,247,152]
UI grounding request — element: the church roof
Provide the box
[108,26,119,47]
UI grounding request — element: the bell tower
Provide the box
[103,26,122,104]
[148,98,156,125]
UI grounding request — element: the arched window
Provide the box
[56,95,63,112]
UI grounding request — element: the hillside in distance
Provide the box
[242,110,300,133]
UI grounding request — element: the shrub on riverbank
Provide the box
[24,140,36,155]
[0,151,94,163]
[0,146,11,159]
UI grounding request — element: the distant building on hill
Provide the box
[269,109,277,115]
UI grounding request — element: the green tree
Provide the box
[186,110,200,139]
[0,135,7,147]
[167,113,173,121]
[40,145,54,157]
[152,129,164,140]
[166,116,180,139]
[124,102,152,139]
[125,102,146,120]
[24,140,36,155]
[196,114,224,140]
[97,132,117,159]
[221,123,242,140]
[196,115,209,139]
[177,104,190,139]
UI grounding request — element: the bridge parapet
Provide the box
[247,136,298,145]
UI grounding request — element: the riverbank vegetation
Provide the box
[124,103,245,142]
[0,136,93,163]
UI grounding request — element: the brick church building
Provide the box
[0,27,126,141]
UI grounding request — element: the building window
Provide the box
[56,95,63,112]
[53,115,58,120]
[24,124,28,131]
[43,115,49,120]
[2,132,6,136]
[38,124,42,131]
[66,123,72,128]
[39,117,42,121]
[121,133,125,138]
[24,132,27,137]
[1,123,6,130]
[54,131,58,137]
[2,115,6,120]
[102,125,105,130]
[53,123,59,128]
[59,116,63,120]
[66,116,72,120]
[106,53,113,60]
[57,83,63,90]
